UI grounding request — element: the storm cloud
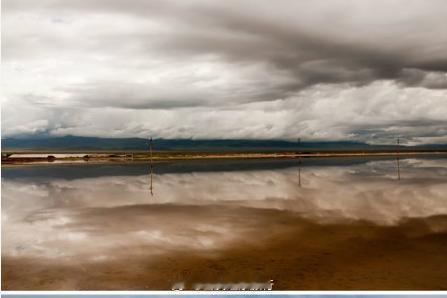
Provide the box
[2,0,447,143]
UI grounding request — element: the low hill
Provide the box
[2,135,446,152]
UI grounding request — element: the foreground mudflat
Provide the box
[2,157,447,290]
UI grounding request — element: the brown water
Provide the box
[2,157,447,290]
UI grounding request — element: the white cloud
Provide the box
[2,0,447,144]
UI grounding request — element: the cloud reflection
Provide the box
[2,158,447,260]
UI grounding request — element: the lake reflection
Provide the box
[2,157,447,290]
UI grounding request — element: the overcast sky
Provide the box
[2,0,447,144]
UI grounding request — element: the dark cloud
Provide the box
[4,0,447,91]
[398,69,447,89]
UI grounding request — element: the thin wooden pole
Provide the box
[149,137,153,164]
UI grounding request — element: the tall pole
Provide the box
[149,137,153,165]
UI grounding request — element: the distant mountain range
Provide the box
[2,135,447,152]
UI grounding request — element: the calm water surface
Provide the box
[2,157,447,289]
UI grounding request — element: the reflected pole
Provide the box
[297,138,302,187]
[149,137,154,196]
[396,137,401,180]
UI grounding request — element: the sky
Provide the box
[2,0,447,144]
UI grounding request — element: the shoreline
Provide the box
[2,151,446,167]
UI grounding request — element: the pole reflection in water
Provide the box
[149,163,154,196]
[149,137,154,196]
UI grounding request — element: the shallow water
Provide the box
[2,157,447,290]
